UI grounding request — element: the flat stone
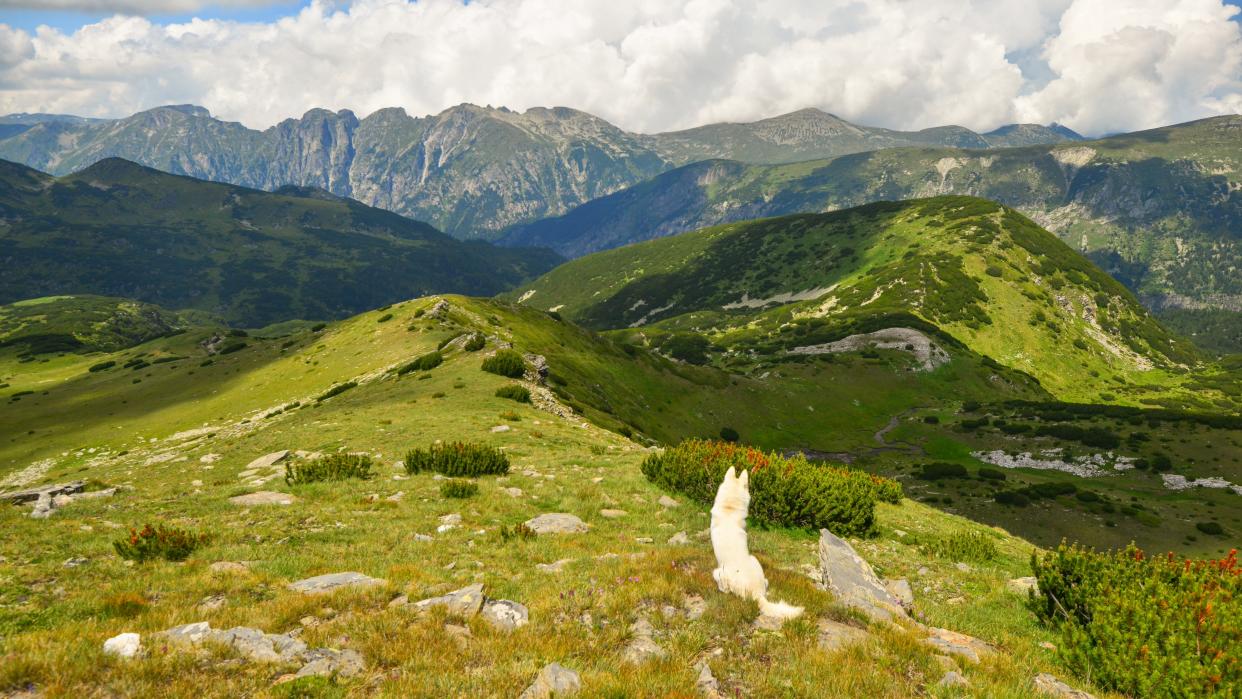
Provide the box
[621,618,666,664]
[668,531,690,545]
[658,495,680,508]
[481,599,529,631]
[229,491,297,506]
[599,509,627,518]
[209,561,251,575]
[817,529,905,622]
[491,424,511,433]
[504,487,524,498]
[524,513,588,535]
[536,559,573,573]
[817,618,870,652]
[1033,673,1097,698]
[444,623,472,649]
[683,594,706,620]
[1,480,85,505]
[923,627,994,663]
[954,562,972,573]
[695,661,721,698]
[635,537,654,544]
[413,583,486,617]
[244,450,290,472]
[197,594,228,612]
[103,632,141,658]
[63,556,89,568]
[884,578,914,611]
[288,572,386,595]
[212,626,307,663]
[161,621,214,646]
[1008,576,1039,595]
[939,671,970,688]
[295,648,365,678]
[519,662,581,698]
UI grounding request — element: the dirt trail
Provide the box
[789,410,924,464]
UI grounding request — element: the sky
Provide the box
[1,0,1241,136]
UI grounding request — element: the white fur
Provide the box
[710,467,803,621]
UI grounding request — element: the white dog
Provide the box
[710,466,804,621]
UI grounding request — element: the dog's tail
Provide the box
[758,596,804,621]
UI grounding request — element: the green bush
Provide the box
[977,467,1007,481]
[113,523,209,562]
[499,523,536,542]
[396,351,443,375]
[316,381,357,402]
[463,334,486,351]
[928,531,998,562]
[495,385,531,403]
[995,490,1030,506]
[440,479,479,499]
[1196,521,1225,536]
[640,440,901,535]
[285,453,375,485]
[88,360,116,372]
[1031,544,1240,697]
[404,442,510,477]
[377,313,393,323]
[219,341,247,354]
[481,349,526,378]
[917,462,969,480]
[719,427,740,443]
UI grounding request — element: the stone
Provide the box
[503,487,524,498]
[695,661,721,698]
[295,648,365,678]
[413,533,433,542]
[29,492,54,519]
[519,662,581,698]
[1007,576,1039,595]
[0,480,85,505]
[658,495,680,508]
[491,424,511,433]
[635,537,654,544]
[667,531,690,545]
[229,491,297,506]
[213,626,307,663]
[62,557,89,568]
[922,627,994,663]
[599,509,627,518]
[161,622,214,646]
[621,618,666,664]
[103,632,141,658]
[482,599,529,631]
[817,619,870,652]
[536,559,573,573]
[817,529,906,622]
[197,594,228,612]
[288,572,386,595]
[954,562,972,573]
[524,513,588,535]
[1033,673,1097,698]
[884,578,914,612]
[244,450,290,471]
[413,583,486,617]
[683,594,706,620]
[209,561,250,575]
[938,671,970,688]
[445,623,472,649]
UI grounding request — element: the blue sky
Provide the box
[0,1,309,33]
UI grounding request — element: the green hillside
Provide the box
[0,158,560,326]
[500,116,1242,328]
[0,295,194,356]
[509,197,1228,408]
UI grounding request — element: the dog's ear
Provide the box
[739,469,749,488]
[724,466,736,482]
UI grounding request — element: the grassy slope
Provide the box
[508,196,1228,409]
[0,158,560,326]
[0,295,1116,698]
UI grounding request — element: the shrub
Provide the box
[285,453,375,485]
[917,462,969,480]
[310,322,327,332]
[495,385,531,403]
[481,349,526,378]
[718,426,740,443]
[404,442,510,477]
[995,490,1030,507]
[440,479,479,499]
[88,360,116,372]
[928,531,998,562]
[463,334,486,351]
[113,523,209,562]
[396,351,443,375]
[377,313,393,323]
[1031,544,1240,697]
[977,467,1007,481]
[640,439,901,535]
[499,523,536,542]
[219,341,247,355]
[1196,521,1225,536]
[316,381,357,402]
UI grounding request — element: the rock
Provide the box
[62,557,89,568]
[213,626,307,663]
[536,559,573,573]
[922,627,994,663]
[209,561,251,575]
[103,632,141,658]
[1039,641,1057,651]
[503,487,524,498]
[954,562,972,573]
[1007,576,1039,595]
[621,618,666,664]
[197,594,228,612]
[658,495,680,508]
[917,566,930,576]
[295,648,365,678]
[386,491,405,502]
[51,494,73,508]
[524,513,588,535]
[817,529,906,622]
[413,533,433,542]
[635,537,654,544]
[938,671,970,688]
[413,583,486,617]
[491,425,512,433]
[519,662,581,698]
[288,572,386,595]
[0,480,85,505]
[229,491,297,506]
[439,513,462,526]
[29,492,54,519]
[481,599,529,631]
[1033,673,1096,698]
[161,622,214,646]
[695,661,721,697]
[444,623,472,649]
[599,509,627,518]
[683,594,706,620]
[244,450,290,471]
[667,531,690,545]
[884,578,914,611]
[817,619,870,652]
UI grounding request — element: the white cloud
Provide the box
[0,0,290,12]
[0,0,1239,136]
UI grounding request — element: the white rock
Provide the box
[103,632,141,658]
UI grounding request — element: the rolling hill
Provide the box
[0,104,1078,239]
[0,158,560,326]
[501,116,1242,323]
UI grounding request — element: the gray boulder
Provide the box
[519,662,581,698]
[620,618,666,664]
[524,513,588,535]
[481,599,529,631]
[817,529,906,622]
[1033,673,1097,698]
[229,491,297,506]
[295,648,366,678]
[288,571,386,595]
[413,583,486,617]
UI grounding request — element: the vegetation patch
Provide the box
[926,531,998,562]
[396,351,443,375]
[481,349,527,378]
[494,385,531,403]
[316,381,358,402]
[404,442,510,477]
[440,479,479,499]
[284,453,375,485]
[113,523,209,562]
[640,439,900,535]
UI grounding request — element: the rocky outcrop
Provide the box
[816,529,908,622]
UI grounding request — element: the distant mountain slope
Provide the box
[501,116,1242,317]
[0,295,189,355]
[510,197,1217,406]
[0,104,1078,239]
[0,158,560,325]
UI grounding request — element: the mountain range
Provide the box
[0,158,559,325]
[0,104,1078,240]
